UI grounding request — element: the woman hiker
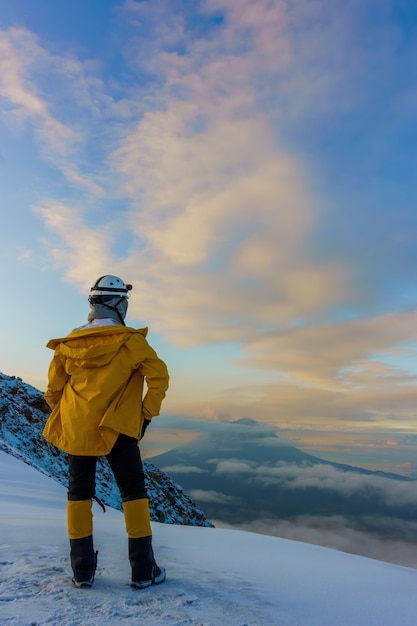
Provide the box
[43,275,169,588]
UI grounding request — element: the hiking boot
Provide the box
[70,536,97,588]
[131,564,166,589]
[128,536,166,589]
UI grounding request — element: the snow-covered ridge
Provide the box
[0,372,212,527]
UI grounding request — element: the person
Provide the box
[42,275,169,589]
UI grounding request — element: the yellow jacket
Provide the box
[42,325,169,456]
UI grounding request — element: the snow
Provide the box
[1,451,416,626]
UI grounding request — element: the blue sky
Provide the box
[1,0,417,475]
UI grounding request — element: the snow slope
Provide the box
[1,451,416,626]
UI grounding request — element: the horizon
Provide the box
[2,0,417,477]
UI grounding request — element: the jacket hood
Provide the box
[46,326,148,369]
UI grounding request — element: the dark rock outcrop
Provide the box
[0,372,213,527]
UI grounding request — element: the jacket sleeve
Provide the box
[138,345,169,420]
[44,351,68,410]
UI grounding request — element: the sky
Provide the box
[1,0,417,475]
[2,450,417,626]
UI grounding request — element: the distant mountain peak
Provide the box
[229,416,281,440]
[231,417,259,426]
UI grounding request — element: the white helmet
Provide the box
[90,275,132,298]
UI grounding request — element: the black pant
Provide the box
[68,434,147,503]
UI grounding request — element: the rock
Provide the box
[0,372,213,528]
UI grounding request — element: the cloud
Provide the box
[3,5,350,349]
[162,464,207,474]
[154,414,284,437]
[3,1,417,463]
[0,29,55,118]
[213,460,417,508]
[0,3,362,346]
[218,515,417,569]
[159,367,417,467]
[105,0,356,348]
[241,310,417,384]
[188,489,240,505]
[215,460,257,475]
[0,29,72,147]
[17,248,33,265]
[35,202,112,289]
[0,26,116,196]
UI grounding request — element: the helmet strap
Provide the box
[88,296,126,326]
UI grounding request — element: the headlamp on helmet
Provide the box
[90,275,132,298]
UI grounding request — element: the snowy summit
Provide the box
[1,450,417,626]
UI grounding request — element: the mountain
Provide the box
[148,417,417,538]
[0,372,212,528]
[2,450,417,626]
